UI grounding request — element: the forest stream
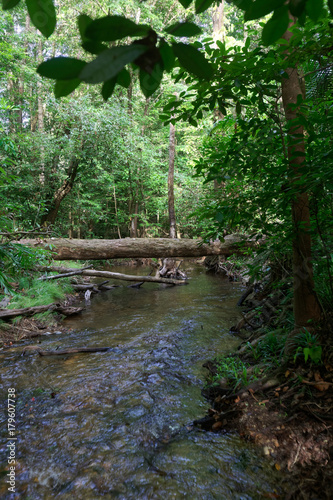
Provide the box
[0,265,285,499]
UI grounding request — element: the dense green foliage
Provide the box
[1,0,333,334]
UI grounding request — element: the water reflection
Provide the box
[0,265,283,498]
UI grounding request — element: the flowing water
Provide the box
[0,264,284,499]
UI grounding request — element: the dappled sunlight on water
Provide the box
[0,265,284,498]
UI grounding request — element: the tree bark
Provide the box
[37,39,44,133]
[19,234,257,260]
[168,120,177,238]
[281,23,321,328]
[17,14,30,128]
[212,0,225,43]
[41,158,80,226]
[38,268,187,285]
[0,303,83,320]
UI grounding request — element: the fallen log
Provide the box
[72,284,97,292]
[19,234,259,260]
[38,268,187,285]
[38,270,84,280]
[22,345,110,356]
[0,303,83,320]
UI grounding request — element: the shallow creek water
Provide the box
[0,265,284,499]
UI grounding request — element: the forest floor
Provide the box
[198,359,333,500]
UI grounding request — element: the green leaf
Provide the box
[172,42,213,80]
[2,0,20,10]
[165,22,202,37]
[102,77,117,101]
[303,347,310,362]
[244,0,285,21]
[38,57,87,80]
[117,68,131,88]
[305,0,324,22]
[54,79,81,98]
[177,0,192,7]
[195,0,215,14]
[262,6,290,46]
[139,62,163,97]
[289,0,306,17]
[230,0,252,11]
[85,15,149,42]
[159,42,175,72]
[78,14,93,41]
[25,0,56,38]
[79,45,147,84]
[328,0,333,16]
[82,40,108,55]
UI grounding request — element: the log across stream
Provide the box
[0,265,285,499]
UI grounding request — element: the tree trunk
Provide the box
[113,185,122,239]
[37,39,44,133]
[16,15,30,128]
[168,120,177,238]
[18,234,257,260]
[281,23,321,329]
[38,268,187,285]
[212,0,225,43]
[7,77,15,133]
[0,303,83,320]
[41,158,80,226]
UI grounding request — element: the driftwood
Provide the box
[72,284,97,292]
[157,258,187,280]
[0,303,83,320]
[38,268,187,285]
[72,281,116,292]
[19,235,259,260]
[128,282,144,288]
[22,345,110,356]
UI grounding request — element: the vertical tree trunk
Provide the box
[130,201,139,237]
[281,23,321,330]
[113,185,122,239]
[41,158,80,226]
[168,120,177,239]
[212,0,225,43]
[68,208,73,238]
[17,14,30,128]
[37,39,44,133]
[37,37,45,186]
[7,78,15,133]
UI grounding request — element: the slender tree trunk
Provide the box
[37,37,46,185]
[16,15,30,128]
[212,1,225,43]
[281,23,321,329]
[37,39,44,133]
[7,78,15,133]
[113,185,122,238]
[130,201,139,237]
[68,208,73,238]
[168,120,177,238]
[41,158,80,226]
